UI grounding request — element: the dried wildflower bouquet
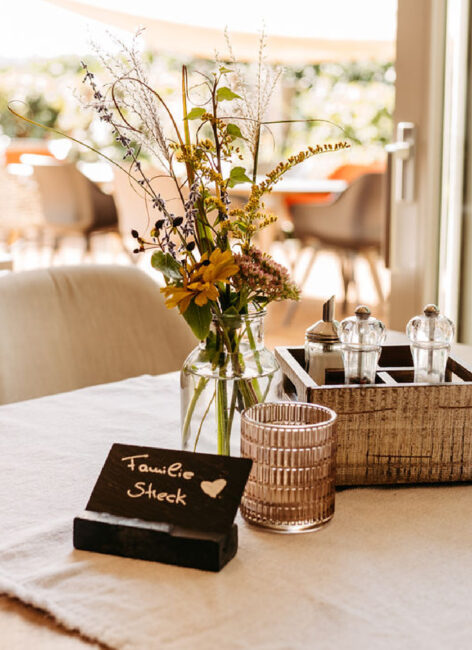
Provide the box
[12,32,348,454]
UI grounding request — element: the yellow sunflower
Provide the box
[200,249,240,284]
[160,248,239,313]
[160,284,194,313]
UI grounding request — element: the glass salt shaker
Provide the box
[406,304,454,384]
[305,296,343,385]
[338,305,386,385]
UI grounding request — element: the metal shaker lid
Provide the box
[305,296,340,343]
[338,305,386,347]
[406,304,454,346]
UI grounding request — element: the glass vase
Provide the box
[180,310,281,456]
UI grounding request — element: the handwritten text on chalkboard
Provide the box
[86,444,252,533]
[121,454,228,506]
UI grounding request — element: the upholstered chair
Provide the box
[288,172,386,311]
[0,265,195,405]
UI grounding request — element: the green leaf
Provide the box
[216,87,241,102]
[223,306,240,316]
[226,123,243,139]
[235,222,248,232]
[219,66,232,74]
[227,166,252,188]
[222,306,243,329]
[151,251,182,282]
[186,107,206,120]
[183,300,212,340]
[200,330,220,363]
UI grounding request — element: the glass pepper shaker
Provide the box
[406,304,454,383]
[338,305,386,385]
[305,295,343,385]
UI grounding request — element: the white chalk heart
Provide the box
[200,478,227,499]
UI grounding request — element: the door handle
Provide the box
[384,122,416,267]
[385,121,416,202]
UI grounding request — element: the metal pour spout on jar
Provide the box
[304,295,343,386]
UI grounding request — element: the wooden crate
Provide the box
[275,344,472,486]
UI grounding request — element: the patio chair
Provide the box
[33,161,132,260]
[287,171,385,314]
[284,162,386,207]
[0,265,196,405]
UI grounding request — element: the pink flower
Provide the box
[233,247,300,302]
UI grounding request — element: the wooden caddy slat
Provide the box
[275,344,472,486]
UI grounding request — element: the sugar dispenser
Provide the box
[305,295,343,385]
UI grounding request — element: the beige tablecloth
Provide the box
[1,373,472,650]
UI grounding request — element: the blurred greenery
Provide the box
[0,92,60,138]
[283,61,395,148]
[0,54,394,169]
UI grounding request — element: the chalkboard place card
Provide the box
[73,444,252,572]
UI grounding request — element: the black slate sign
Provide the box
[85,443,252,534]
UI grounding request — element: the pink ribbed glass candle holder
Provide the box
[240,402,337,533]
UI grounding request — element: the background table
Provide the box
[1,349,472,649]
[229,177,348,251]
[229,177,348,196]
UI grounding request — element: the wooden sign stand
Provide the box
[74,513,238,572]
[74,444,252,572]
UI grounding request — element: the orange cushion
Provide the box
[284,162,386,208]
[4,146,53,165]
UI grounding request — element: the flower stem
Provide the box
[262,373,274,401]
[216,378,229,455]
[245,320,263,401]
[239,378,259,407]
[193,388,215,452]
[182,375,209,448]
[252,123,261,183]
[226,381,239,447]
